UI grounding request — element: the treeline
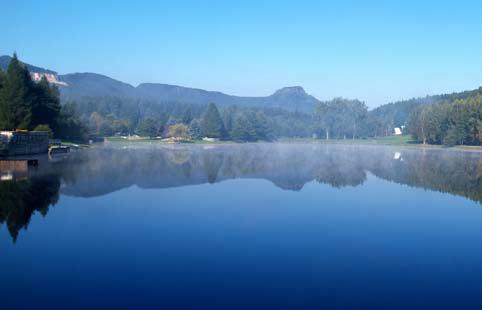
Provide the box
[371,87,482,142]
[79,89,482,145]
[14,54,482,144]
[65,81,482,145]
[67,95,312,141]
[408,94,482,146]
[69,94,375,141]
[0,54,86,141]
[126,103,273,142]
[0,54,396,142]
[313,98,369,139]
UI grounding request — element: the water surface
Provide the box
[2,143,482,309]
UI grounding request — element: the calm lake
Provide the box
[2,143,482,309]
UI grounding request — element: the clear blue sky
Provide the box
[2,0,482,107]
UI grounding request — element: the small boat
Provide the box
[48,145,70,155]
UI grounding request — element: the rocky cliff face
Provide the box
[0,55,67,86]
[31,72,68,86]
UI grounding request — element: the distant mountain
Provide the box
[59,73,136,98]
[269,86,320,110]
[59,73,319,112]
[135,83,319,111]
[0,55,56,74]
[6,55,480,116]
[0,55,320,112]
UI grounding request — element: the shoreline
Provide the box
[104,136,482,152]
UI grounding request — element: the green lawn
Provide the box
[93,136,482,152]
[106,136,235,144]
[334,135,415,145]
[278,135,415,145]
[60,140,91,148]
[106,136,157,143]
[106,135,415,145]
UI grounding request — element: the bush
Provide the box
[167,123,191,140]
[443,127,459,147]
[33,124,53,138]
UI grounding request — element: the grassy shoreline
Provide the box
[104,135,482,151]
[106,135,414,145]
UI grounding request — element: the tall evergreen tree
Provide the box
[0,54,34,130]
[181,106,193,124]
[137,118,159,138]
[0,70,5,121]
[56,102,87,141]
[0,70,5,90]
[252,111,272,141]
[189,119,202,140]
[201,103,226,139]
[222,106,237,139]
[231,113,257,142]
[31,76,61,130]
[230,110,272,142]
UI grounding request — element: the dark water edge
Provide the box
[2,143,482,309]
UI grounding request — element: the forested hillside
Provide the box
[1,56,320,113]
[0,54,86,141]
[370,87,482,137]
[3,54,482,145]
[408,92,482,146]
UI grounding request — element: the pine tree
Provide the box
[253,111,271,141]
[137,118,158,138]
[56,102,87,141]
[189,119,202,140]
[0,70,5,90]
[0,54,34,130]
[201,103,226,139]
[0,70,5,128]
[31,76,61,130]
[222,106,236,139]
[231,113,257,142]
[181,106,193,124]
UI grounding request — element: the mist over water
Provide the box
[11,142,482,200]
[2,143,482,308]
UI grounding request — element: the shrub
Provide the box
[33,124,53,138]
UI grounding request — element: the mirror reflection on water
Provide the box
[2,143,482,308]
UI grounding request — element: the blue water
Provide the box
[1,144,482,309]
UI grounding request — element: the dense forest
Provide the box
[0,54,86,141]
[373,86,482,146]
[408,93,482,146]
[64,94,375,141]
[2,54,482,145]
[0,54,384,142]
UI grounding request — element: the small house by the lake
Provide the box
[0,131,50,156]
[202,137,220,142]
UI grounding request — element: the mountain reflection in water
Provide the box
[1,143,482,241]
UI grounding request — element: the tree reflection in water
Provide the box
[2,143,482,241]
[0,174,60,241]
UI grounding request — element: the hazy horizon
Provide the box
[3,1,482,108]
